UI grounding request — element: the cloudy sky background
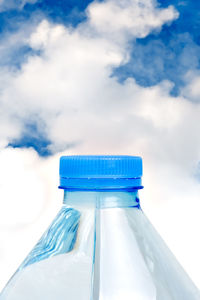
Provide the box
[0,0,200,291]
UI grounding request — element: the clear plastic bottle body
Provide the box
[1,189,200,300]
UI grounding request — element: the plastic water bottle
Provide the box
[1,155,200,300]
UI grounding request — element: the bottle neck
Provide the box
[63,189,140,209]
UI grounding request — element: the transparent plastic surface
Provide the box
[1,191,200,300]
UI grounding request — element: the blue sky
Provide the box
[0,0,200,290]
[0,0,200,155]
[114,0,200,95]
[1,0,200,88]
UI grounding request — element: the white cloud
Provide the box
[87,0,178,40]
[0,0,200,291]
[0,0,179,153]
[181,71,200,102]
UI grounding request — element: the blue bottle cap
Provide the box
[59,155,143,190]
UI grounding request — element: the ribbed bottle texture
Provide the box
[59,155,143,178]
